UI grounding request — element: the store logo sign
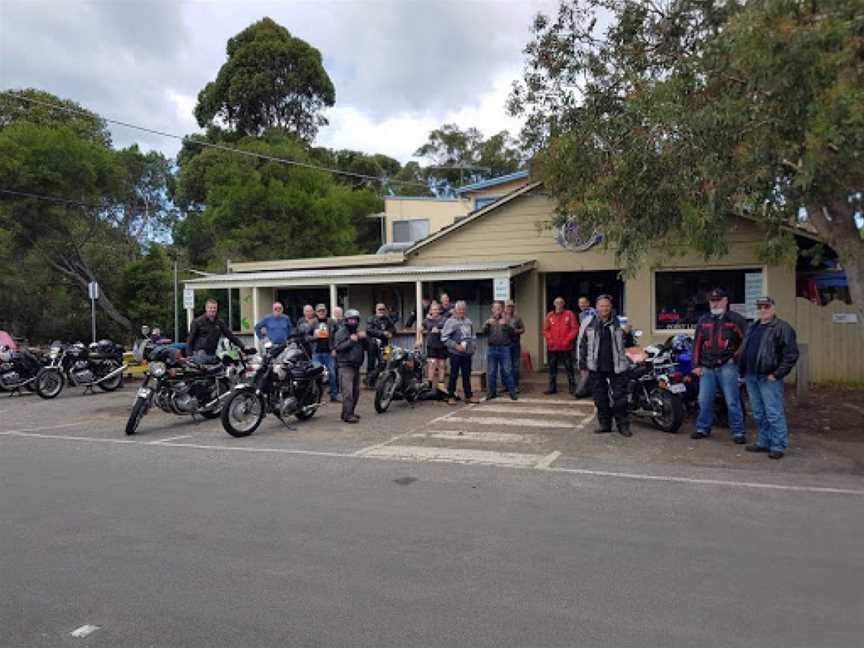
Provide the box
[554,218,602,252]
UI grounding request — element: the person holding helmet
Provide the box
[333,309,368,423]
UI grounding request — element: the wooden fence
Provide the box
[794,298,864,383]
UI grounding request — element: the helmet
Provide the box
[670,334,692,352]
[344,309,361,320]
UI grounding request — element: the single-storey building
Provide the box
[184,180,864,380]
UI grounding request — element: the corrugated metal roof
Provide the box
[185,260,535,285]
[454,169,529,194]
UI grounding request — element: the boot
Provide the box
[567,374,576,395]
[617,422,632,437]
[543,376,557,395]
[594,420,612,434]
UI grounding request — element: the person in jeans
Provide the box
[691,288,749,443]
[482,301,518,401]
[543,297,579,394]
[441,300,478,405]
[333,309,367,423]
[306,304,339,402]
[576,295,632,436]
[504,300,524,391]
[739,296,799,459]
[422,302,447,387]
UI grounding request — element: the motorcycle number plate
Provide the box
[668,383,686,394]
[137,387,152,398]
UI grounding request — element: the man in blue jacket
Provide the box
[254,302,293,345]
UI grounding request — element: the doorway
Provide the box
[544,271,625,315]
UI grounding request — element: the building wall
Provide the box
[383,197,469,244]
[406,191,797,370]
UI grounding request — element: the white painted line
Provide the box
[535,451,562,469]
[575,413,597,431]
[412,430,529,443]
[477,404,592,418]
[3,421,95,434]
[447,416,575,429]
[157,441,349,458]
[425,407,466,426]
[353,435,408,456]
[149,434,193,445]
[361,445,543,468]
[7,431,137,444]
[510,397,595,407]
[70,624,100,638]
[546,466,864,496]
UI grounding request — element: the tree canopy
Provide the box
[510,0,864,317]
[194,17,335,140]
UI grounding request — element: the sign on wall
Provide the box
[554,217,602,252]
[832,313,859,324]
[493,278,510,301]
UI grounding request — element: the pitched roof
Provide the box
[454,169,530,194]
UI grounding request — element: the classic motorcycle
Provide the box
[622,334,685,433]
[220,335,327,438]
[0,344,45,394]
[35,339,126,399]
[125,342,250,435]
[374,345,434,413]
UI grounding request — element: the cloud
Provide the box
[0,0,555,161]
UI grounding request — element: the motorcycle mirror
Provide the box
[634,329,644,338]
[264,341,273,350]
[141,325,151,336]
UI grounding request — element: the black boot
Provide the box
[594,420,612,434]
[543,377,557,395]
[567,375,576,395]
[618,422,632,437]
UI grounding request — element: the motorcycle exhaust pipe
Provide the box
[91,364,129,385]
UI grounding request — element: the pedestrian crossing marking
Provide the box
[475,404,591,418]
[412,430,529,443]
[361,445,543,467]
[446,416,577,429]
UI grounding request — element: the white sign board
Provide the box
[183,288,195,310]
[832,313,859,324]
[493,278,510,301]
[744,272,763,319]
[87,281,99,300]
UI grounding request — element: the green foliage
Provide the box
[510,0,864,313]
[194,17,335,140]
[119,245,174,330]
[0,88,112,147]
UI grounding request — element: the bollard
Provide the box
[796,342,809,404]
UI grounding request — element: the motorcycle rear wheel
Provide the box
[374,372,397,413]
[650,389,684,433]
[221,390,264,437]
[125,395,149,435]
[35,368,65,399]
[97,360,123,392]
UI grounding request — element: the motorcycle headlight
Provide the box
[321,367,329,383]
[149,361,167,377]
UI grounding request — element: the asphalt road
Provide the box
[1,388,863,647]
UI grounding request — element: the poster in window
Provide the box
[744,273,763,319]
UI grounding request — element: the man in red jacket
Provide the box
[543,297,579,394]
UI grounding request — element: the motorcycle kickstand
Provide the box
[83,385,95,395]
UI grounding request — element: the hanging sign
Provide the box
[183,288,195,310]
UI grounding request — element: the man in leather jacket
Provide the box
[187,298,252,357]
[739,296,799,459]
[364,303,396,386]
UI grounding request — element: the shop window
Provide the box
[392,219,430,243]
[654,269,762,330]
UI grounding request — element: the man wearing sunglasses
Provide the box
[738,296,799,459]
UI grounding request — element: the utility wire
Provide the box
[0,91,429,189]
[0,187,103,210]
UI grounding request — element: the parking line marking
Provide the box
[2,421,95,434]
[425,407,466,426]
[447,416,575,429]
[159,441,348,457]
[413,430,529,443]
[353,435,407,456]
[575,413,597,430]
[149,434,193,445]
[7,431,137,444]
[476,404,592,418]
[70,624,100,638]
[510,398,595,407]
[360,445,543,467]
[535,451,562,469]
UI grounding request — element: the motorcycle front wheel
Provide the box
[125,395,150,435]
[650,389,684,433]
[221,390,264,437]
[35,368,65,399]
[97,360,124,392]
[374,372,398,413]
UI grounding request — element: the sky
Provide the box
[0,0,557,163]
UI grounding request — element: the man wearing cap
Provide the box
[691,288,749,443]
[738,296,799,459]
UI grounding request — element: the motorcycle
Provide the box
[374,345,435,413]
[35,339,126,399]
[125,341,250,435]
[220,335,327,438]
[622,333,685,433]
[0,344,45,394]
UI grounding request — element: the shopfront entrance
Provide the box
[544,271,625,316]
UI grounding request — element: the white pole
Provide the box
[91,296,97,343]
[329,283,338,314]
[226,259,232,331]
[415,279,423,344]
[173,260,179,342]
[252,287,259,346]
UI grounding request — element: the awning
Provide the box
[184,259,536,290]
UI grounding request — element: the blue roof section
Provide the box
[384,195,462,201]
[454,169,530,194]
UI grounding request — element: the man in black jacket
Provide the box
[186,298,253,357]
[739,296,799,459]
[691,288,749,443]
[333,309,367,423]
[364,303,396,386]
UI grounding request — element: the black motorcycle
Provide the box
[0,345,45,394]
[374,345,434,413]
[220,336,327,438]
[622,338,685,433]
[125,343,250,435]
[35,339,126,399]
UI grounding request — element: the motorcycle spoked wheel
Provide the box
[35,368,65,399]
[221,390,264,437]
[374,372,398,414]
[295,381,322,421]
[125,395,150,435]
[96,360,124,392]
[649,389,684,433]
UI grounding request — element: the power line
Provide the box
[0,91,429,189]
[0,187,102,209]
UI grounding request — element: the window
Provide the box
[392,219,430,243]
[654,268,763,330]
[473,196,498,210]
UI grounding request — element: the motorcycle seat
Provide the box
[291,363,324,379]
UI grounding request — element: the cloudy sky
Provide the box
[0,0,557,163]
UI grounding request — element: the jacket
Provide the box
[543,309,579,352]
[441,316,476,356]
[692,310,748,368]
[737,316,799,379]
[333,326,367,369]
[576,314,631,374]
[187,315,245,355]
[366,315,396,341]
[481,316,514,347]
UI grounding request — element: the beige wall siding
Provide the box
[795,298,864,383]
[383,198,469,244]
